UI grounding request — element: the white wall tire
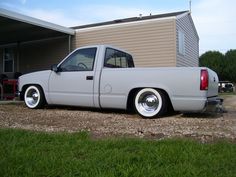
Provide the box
[134,88,167,118]
[24,85,45,109]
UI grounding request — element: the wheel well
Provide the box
[126,87,173,112]
[20,84,44,100]
[126,88,140,112]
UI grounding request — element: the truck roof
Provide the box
[75,44,131,54]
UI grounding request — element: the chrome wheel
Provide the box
[135,88,163,118]
[24,86,43,108]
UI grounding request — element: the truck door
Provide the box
[48,47,97,107]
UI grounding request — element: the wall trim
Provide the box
[76,16,176,32]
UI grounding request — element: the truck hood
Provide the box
[20,70,51,79]
[18,70,52,92]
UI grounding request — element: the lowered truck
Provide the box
[18,45,220,118]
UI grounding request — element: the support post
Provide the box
[68,35,72,53]
[17,42,20,72]
[0,83,3,100]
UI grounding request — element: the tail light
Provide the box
[200,69,208,90]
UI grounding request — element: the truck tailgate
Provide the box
[207,68,219,97]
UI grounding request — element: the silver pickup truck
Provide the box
[19,45,220,118]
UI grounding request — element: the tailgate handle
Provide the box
[86,76,93,80]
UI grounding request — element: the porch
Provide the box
[0,8,75,100]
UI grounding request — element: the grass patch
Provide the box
[0,129,236,177]
[219,92,236,96]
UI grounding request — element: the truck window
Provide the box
[59,48,97,72]
[104,48,134,68]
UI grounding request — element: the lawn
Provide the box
[219,92,236,96]
[0,129,235,177]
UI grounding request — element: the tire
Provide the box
[134,88,167,118]
[24,85,45,109]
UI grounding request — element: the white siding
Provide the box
[176,14,199,67]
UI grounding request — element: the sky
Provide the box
[0,0,235,54]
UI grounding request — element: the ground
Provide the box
[0,95,235,143]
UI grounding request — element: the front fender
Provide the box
[18,70,51,99]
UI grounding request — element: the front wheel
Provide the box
[24,85,45,109]
[134,88,167,118]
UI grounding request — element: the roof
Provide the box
[72,11,189,29]
[0,8,75,45]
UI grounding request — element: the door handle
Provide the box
[86,76,93,80]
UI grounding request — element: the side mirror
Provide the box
[51,64,59,72]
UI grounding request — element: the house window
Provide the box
[178,30,185,55]
[3,48,14,73]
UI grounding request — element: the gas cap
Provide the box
[104,84,112,93]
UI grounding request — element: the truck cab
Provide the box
[48,45,134,107]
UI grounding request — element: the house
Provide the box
[73,11,199,67]
[0,8,199,79]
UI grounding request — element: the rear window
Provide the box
[104,48,134,68]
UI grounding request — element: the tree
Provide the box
[224,49,236,82]
[199,50,236,83]
[199,51,224,80]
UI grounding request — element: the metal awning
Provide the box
[0,8,75,46]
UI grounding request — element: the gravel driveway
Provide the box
[0,95,236,142]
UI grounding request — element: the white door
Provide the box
[48,47,97,107]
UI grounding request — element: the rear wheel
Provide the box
[24,85,45,109]
[134,88,167,118]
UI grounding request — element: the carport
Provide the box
[0,8,75,99]
[0,8,75,75]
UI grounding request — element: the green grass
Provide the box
[0,129,236,177]
[219,92,236,96]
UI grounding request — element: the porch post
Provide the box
[68,35,71,53]
[16,42,20,72]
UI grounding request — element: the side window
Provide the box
[60,48,97,72]
[104,48,134,68]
